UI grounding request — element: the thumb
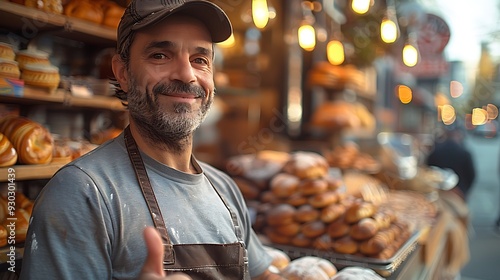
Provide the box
[141,226,166,277]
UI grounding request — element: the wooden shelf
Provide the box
[0,86,125,111]
[0,163,65,182]
[0,2,116,47]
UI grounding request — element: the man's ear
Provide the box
[112,54,129,92]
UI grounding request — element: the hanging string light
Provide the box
[351,0,372,14]
[326,14,344,65]
[298,1,317,51]
[402,32,419,67]
[252,0,269,29]
[380,2,399,44]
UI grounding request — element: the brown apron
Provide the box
[124,126,250,280]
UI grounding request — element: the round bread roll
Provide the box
[331,267,384,280]
[298,178,328,196]
[0,43,16,60]
[286,193,308,207]
[344,201,376,224]
[0,133,18,167]
[0,58,21,79]
[312,234,332,251]
[273,222,301,237]
[264,246,290,271]
[0,116,54,165]
[301,220,326,239]
[327,217,350,239]
[294,204,320,223]
[100,1,125,28]
[332,235,358,254]
[282,151,329,179]
[281,256,337,280]
[64,0,104,24]
[349,217,379,241]
[309,190,339,208]
[320,203,345,223]
[266,204,296,227]
[269,173,300,198]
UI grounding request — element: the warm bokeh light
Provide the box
[434,92,450,107]
[449,81,464,98]
[397,85,412,104]
[440,104,456,125]
[380,18,398,43]
[252,0,269,29]
[327,40,345,65]
[298,24,316,51]
[402,44,418,67]
[352,0,371,14]
[217,33,235,48]
[471,108,488,125]
[486,103,499,119]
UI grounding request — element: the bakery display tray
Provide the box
[270,230,421,277]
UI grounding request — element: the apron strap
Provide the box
[124,126,175,264]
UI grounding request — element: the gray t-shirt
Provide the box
[19,133,272,279]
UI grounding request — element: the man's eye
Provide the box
[193,57,209,65]
[152,53,167,59]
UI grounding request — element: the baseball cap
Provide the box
[117,0,233,52]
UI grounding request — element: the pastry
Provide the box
[320,203,345,223]
[301,220,326,238]
[327,216,350,238]
[331,267,384,280]
[282,151,329,179]
[294,204,320,223]
[270,173,300,198]
[291,233,312,248]
[0,58,21,79]
[0,43,16,60]
[281,256,337,280]
[273,222,301,237]
[266,204,296,226]
[349,217,379,241]
[298,178,328,196]
[0,132,18,167]
[15,49,50,69]
[100,1,125,28]
[344,201,376,224]
[309,190,339,208]
[332,235,358,254]
[64,0,104,24]
[0,116,54,165]
[264,246,290,271]
[21,63,60,90]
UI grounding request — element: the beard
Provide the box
[127,77,213,151]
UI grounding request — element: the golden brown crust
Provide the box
[344,201,376,224]
[320,203,346,224]
[270,173,300,198]
[266,204,296,226]
[327,217,350,239]
[298,178,328,196]
[294,204,320,223]
[332,235,358,255]
[309,190,339,209]
[282,151,329,179]
[301,220,326,239]
[349,217,379,241]
[273,222,301,237]
[291,233,312,248]
[0,133,18,167]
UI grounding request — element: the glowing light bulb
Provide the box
[402,43,418,67]
[298,24,316,51]
[352,0,371,14]
[381,18,398,43]
[327,40,344,65]
[397,85,412,104]
[252,0,269,29]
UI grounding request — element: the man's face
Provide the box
[124,15,215,143]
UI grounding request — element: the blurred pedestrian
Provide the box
[426,123,476,200]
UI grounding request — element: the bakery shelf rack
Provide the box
[0,1,116,47]
[0,86,125,111]
[0,163,64,182]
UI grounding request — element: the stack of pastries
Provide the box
[229,151,412,260]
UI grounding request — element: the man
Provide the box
[19,1,282,279]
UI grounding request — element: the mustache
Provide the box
[152,81,206,98]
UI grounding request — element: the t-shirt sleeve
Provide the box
[19,165,114,280]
